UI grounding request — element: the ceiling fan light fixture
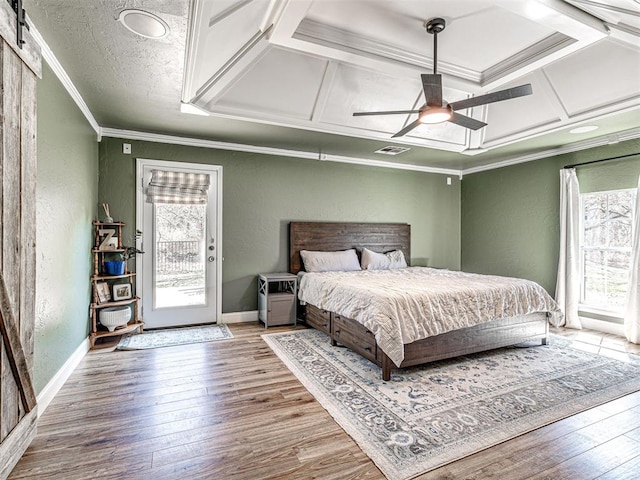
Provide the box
[353,16,532,137]
[419,107,451,124]
[118,9,169,39]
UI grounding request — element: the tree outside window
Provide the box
[581,189,636,314]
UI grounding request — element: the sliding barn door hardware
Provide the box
[10,0,30,49]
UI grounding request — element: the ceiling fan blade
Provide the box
[449,112,487,130]
[449,84,532,111]
[353,109,420,117]
[421,74,442,107]
[392,118,423,138]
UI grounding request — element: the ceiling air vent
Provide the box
[374,146,411,155]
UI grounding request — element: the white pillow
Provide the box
[300,249,361,272]
[361,248,407,270]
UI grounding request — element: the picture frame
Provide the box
[112,283,132,301]
[96,282,111,303]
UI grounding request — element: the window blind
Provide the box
[146,170,210,204]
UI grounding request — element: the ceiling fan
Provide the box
[353,18,533,138]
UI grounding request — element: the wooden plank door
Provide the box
[0,2,41,478]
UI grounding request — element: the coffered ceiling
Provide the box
[24,0,640,172]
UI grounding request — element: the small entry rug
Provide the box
[117,324,233,350]
[263,329,640,480]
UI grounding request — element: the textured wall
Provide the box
[577,153,640,193]
[98,138,461,313]
[461,139,640,295]
[34,63,98,393]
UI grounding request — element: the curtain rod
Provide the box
[563,152,640,169]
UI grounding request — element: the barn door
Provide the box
[0,2,42,478]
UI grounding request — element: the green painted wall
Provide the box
[35,63,98,393]
[461,139,640,296]
[98,138,461,313]
[577,152,640,193]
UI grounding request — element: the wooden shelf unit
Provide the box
[90,221,143,348]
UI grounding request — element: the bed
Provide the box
[289,221,562,381]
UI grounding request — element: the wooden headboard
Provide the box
[289,222,411,274]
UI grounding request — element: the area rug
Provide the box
[262,329,640,480]
[117,324,233,350]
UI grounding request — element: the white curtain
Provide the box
[624,175,640,344]
[555,168,582,329]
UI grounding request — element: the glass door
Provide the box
[137,160,222,329]
[154,203,208,309]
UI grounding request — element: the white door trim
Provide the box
[135,158,223,324]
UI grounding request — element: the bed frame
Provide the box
[289,221,549,381]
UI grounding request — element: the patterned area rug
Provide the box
[117,324,233,350]
[263,329,640,480]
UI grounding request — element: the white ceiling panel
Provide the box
[543,37,640,116]
[213,47,329,120]
[483,75,563,144]
[434,8,554,72]
[187,0,272,96]
[319,64,424,134]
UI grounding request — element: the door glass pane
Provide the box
[154,203,206,308]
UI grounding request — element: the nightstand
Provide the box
[257,273,297,327]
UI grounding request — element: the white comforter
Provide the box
[298,267,563,367]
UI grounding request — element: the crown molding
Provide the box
[571,0,640,18]
[28,19,101,137]
[461,126,640,176]
[102,124,640,179]
[481,33,573,86]
[295,18,479,83]
[100,127,461,176]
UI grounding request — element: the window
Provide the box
[580,188,636,314]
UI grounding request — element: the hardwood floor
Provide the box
[9,323,640,480]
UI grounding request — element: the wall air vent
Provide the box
[374,146,411,155]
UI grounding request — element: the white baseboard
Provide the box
[221,310,258,324]
[579,316,625,337]
[36,337,90,417]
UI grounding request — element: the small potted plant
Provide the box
[104,230,144,275]
[123,230,144,270]
[123,246,144,263]
[104,255,126,275]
